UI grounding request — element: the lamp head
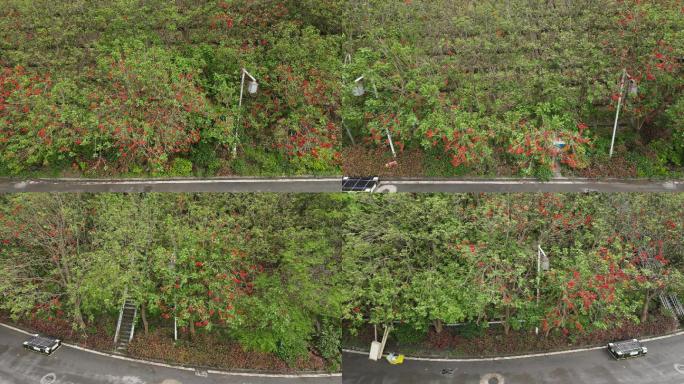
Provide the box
[247,80,258,94]
[352,75,365,97]
[628,79,638,96]
[352,82,365,96]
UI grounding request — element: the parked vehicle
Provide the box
[23,334,61,355]
[607,339,647,360]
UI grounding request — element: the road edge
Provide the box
[1,322,341,378]
[342,329,684,362]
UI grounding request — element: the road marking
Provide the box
[675,364,684,374]
[342,330,684,362]
[40,373,56,384]
[0,322,340,378]
[480,373,504,384]
[375,184,397,193]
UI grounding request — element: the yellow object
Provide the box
[387,353,404,365]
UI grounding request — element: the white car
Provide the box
[23,334,62,355]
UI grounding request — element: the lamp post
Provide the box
[168,257,178,341]
[353,75,397,158]
[536,245,549,335]
[552,138,566,178]
[609,69,628,158]
[233,68,258,158]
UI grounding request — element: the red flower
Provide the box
[195,261,204,267]
[577,122,588,135]
[37,128,47,138]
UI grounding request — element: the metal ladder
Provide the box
[114,298,137,353]
[659,292,684,319]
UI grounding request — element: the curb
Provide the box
[1,322,341,378]
[342,329,684,362]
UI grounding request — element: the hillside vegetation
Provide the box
[1,1,681,177]
[1,193,682,368]
[341,0,683,177]
[0,1,346,176]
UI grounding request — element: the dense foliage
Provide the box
[0,193,345,367]
[1,1,681,177]
[341,194,684,340]
[0,1,344,176]
[1,193,682,364]
[341,0,683,177]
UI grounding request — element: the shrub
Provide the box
[314,317,341,369]
[394,323,428,345]
[168,158,194,177]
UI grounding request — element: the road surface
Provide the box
[0,325,340,384]
[0,178,683,193]
[374,178,684,193]
[342,332,684,384]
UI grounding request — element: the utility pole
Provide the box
[610,69,628,158]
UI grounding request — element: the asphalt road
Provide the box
[0,178,342,193]
[0,325,340,384]
[342,333,684,384]
[0,178,683,193]
[375,178,684,193]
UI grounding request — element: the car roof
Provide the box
[610,339,643,353]
[26,335,60,348]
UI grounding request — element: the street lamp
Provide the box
[551,137,566,177]
[609,69,630,158]
[352,75,396,158]
[352,75,365,96]
[535,245,549,335]
[233,68,258,158]
[168,257,178,341]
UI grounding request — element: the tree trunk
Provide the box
[434,319,443,334]
[189,319,195,341]
[73,297,86,331]
[503,306,511,335]
[641,290,652,323]
[140,302,149,336]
